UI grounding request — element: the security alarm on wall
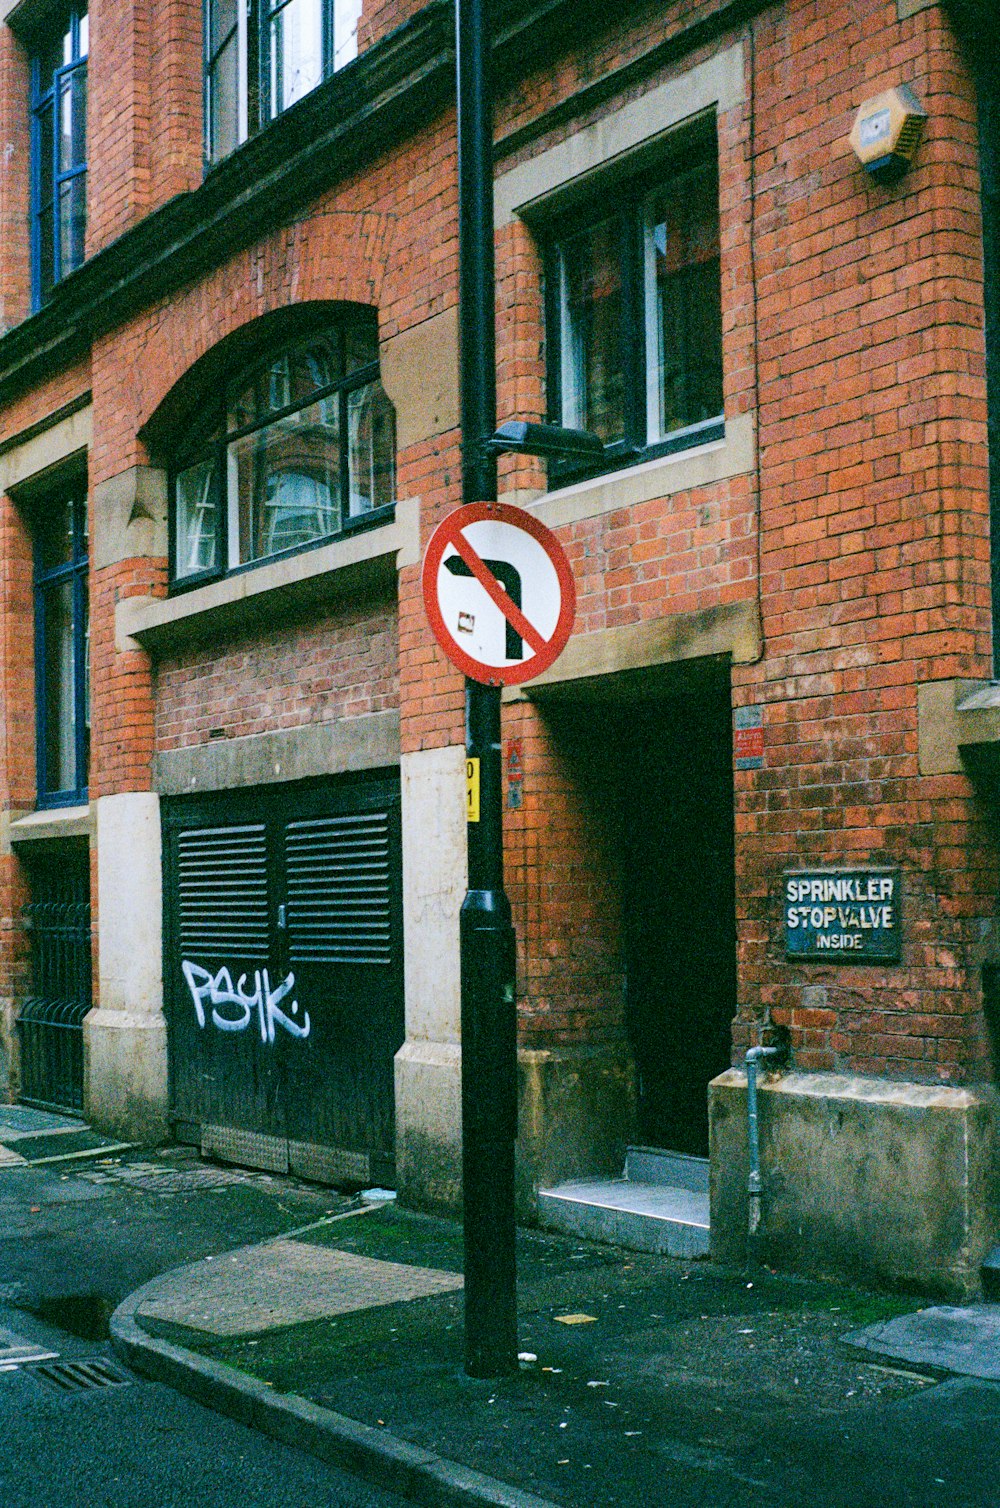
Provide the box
[849,85,927,182]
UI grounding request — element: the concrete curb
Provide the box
[110,1288,559,1508]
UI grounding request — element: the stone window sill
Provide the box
[116,498,419,653]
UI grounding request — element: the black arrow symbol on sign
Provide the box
[444,555,524,659]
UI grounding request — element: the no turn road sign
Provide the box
[422,501,576,686]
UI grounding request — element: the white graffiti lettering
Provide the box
[181,961,311,1044]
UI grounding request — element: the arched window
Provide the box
[170,310,396,586]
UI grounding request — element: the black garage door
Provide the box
[162,771,403,1185]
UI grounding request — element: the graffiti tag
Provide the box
[182,961,311,1044]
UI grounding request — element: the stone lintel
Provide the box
[505,598,760,702]
[154,711,401,796]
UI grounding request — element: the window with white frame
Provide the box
[170,312,396,586]
[204,0,364,163]
[542,136,723,479]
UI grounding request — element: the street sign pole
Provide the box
[455,0,519,1378]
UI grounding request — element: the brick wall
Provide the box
[154,601,399,750]
[86,0,153,256]
[0,29,30,334]
[730,0,994,1082]
[1,0,996,1094]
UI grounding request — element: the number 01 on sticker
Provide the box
[466,758,480,822]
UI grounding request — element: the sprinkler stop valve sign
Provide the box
[422,501,576,686]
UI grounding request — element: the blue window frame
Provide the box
[33,486,89,808]
[30,3,88,309]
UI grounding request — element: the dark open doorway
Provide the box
[618,670,737,1156]
[539,658,737,1159]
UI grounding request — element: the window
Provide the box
[33,484,89,807]
[543,144,723,480]
[170,312,396,586]
[30,3,88,308]
[205,0,363,162]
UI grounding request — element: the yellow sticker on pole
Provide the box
[466,758,481,822]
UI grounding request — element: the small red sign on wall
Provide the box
[734,706,764,769]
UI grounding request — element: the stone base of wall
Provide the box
[394,1039,463,1214]
[83,1008,169,1143]
[709,1069,1000,1297]
[516,1044,637,1218]
[395,1038,637,1220]
[0,997,16,1102]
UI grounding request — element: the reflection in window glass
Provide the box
[559,217,625,445]
[333,0,362,70]
[347,381,396,517]
[44,579,77,796]
[647,159,722,441]
[33,487,88,805]
[175,460,219,580]
[548,143,723,476]
[268,0,324,116]
[207,0,366,161]
[230,397,341,563]
[171,318,395,585]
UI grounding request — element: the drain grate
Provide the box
[26,1357,132,1395]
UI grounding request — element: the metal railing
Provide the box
[17,863,92,1113]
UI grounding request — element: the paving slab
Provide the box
[136,1237,465,1336]
[844,1303,1000,1379]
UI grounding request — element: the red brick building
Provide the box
[0,0,996,1293]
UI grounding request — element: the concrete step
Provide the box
[537,1177,710,1258]
[625,1145,709,1192]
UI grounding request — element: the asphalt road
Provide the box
[0,1147,410,1508]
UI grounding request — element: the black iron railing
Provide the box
[17,854,92,1113]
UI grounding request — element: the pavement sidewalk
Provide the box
[109,1194,1000,1508]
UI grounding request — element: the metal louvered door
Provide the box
[163,775,403,1183]
[167,819,278,1140]
[280,802,398,1172]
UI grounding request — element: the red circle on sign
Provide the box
[421,501,576,686]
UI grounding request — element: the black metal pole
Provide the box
[456,0,518,1378]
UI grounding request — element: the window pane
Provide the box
[333,0,362,70]
[267,0,323,117]
[648,160,722,439]
[175,459,219,578]
[343,318,378,375]
[57,66,86,174]
[228,336,341,430]
[36,100,54,206]
[230,398,341,563]
[208,0,238,61]
[347,381,396,518]
[559,217,625,444]
[36,496,76,571]
[42,579,77,795]
[207,33,240,161]
[58,174,86,276]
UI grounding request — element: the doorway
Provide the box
[162,770,404,1185]
[618,674,737,1156]
[540,660,737,1158]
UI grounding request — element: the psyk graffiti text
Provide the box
[181,962,312,1043]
